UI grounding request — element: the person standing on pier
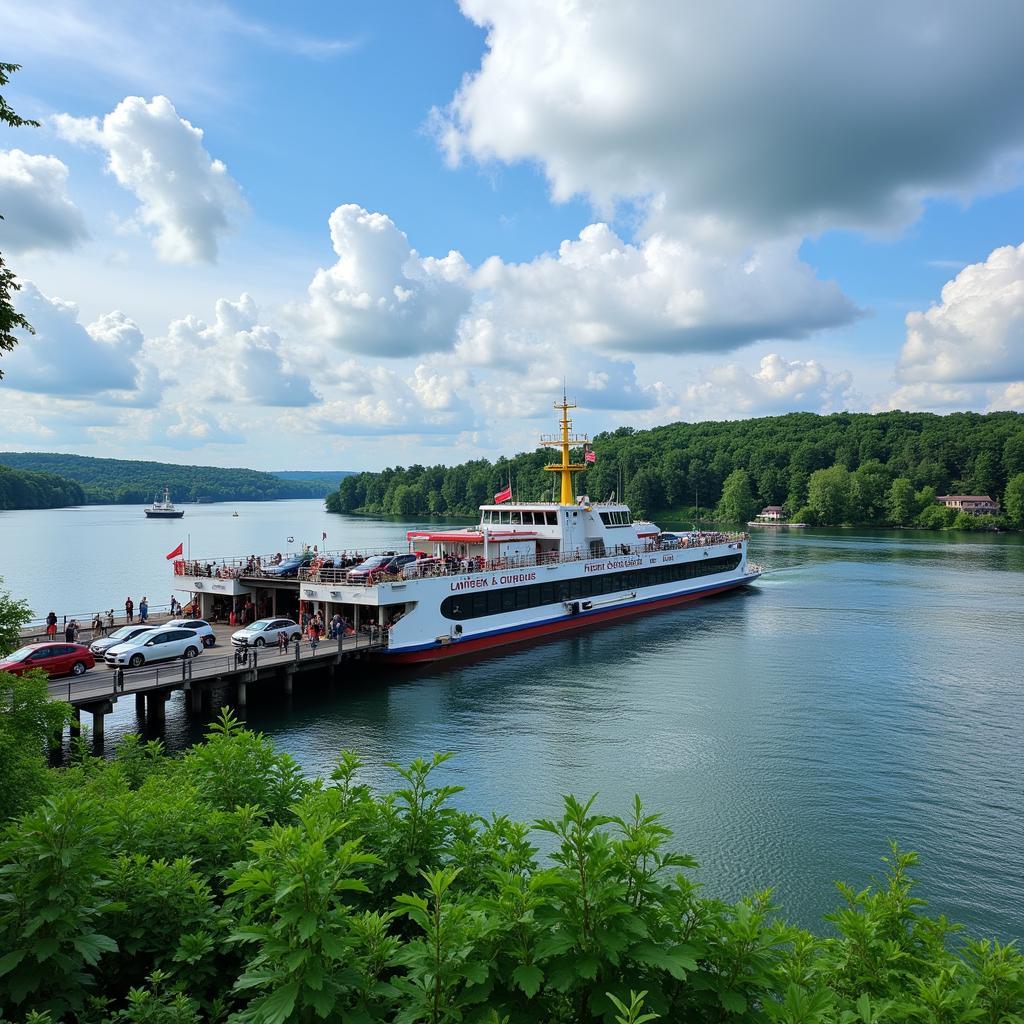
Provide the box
[140,597,149,623]
[65,619,78,643]
[46,611,57,638]
[125,597,134,623]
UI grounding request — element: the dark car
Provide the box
[262,554,314,578]
[346,555,393,583]
[0,642,95,678]
[346,552,418,583]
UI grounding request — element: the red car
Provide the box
[0,642,95,678]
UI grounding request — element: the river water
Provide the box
[1,500,1022,940]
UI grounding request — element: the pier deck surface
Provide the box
[44,621,385,710]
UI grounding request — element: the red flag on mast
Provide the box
[584,448,596,464]
[494,484,512,504]
[166,542,184,560]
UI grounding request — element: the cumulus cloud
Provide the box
[898,243,1024,384]
[149,294,317,407]
[54,95,245,263]
[668,353,856,420]
[988,382,1024,411]
[302,361,476,436]
[470,224,858,355]
[0,149,87,253]
[439,1,1024,238]
[3,281,153,401]
[302,204,473,356]
[881,381,976,412]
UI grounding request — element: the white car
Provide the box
[105,627,203,668]
[164,618,217,648]
[232,617,301,647]
[90,624,158,657]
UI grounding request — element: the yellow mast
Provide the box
[541,392,588,505]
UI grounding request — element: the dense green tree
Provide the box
[806,465,854,525]
[851,460,891,524]
[885,477,916,527]
[714,469,758,523]
[1005,472,1024,529]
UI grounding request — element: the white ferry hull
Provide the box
[381,573,757,664]
[376,542,757,664]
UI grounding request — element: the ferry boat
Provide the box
[172,398,763,664]
[145,487,185,519]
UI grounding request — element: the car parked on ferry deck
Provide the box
[231,618,302,648]
[104,628,203,668]
[0,642,95,678]
[89,624,158,657]
[165,617,216,648]
[262,554,314,578]
[346,555,392,583]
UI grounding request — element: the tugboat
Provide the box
[145,487,185,519]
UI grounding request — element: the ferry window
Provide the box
[500,511,510,525]
[546,511,557,525]
[600,512,611,525]
[438,554,741,621]
[510,511,521,525]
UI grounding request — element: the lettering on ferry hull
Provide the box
[585,557,643,573]
[450,571,538,592]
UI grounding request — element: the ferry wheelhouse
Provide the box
[172,398,762,663]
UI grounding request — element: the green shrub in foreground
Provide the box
[0,711,1020,1024]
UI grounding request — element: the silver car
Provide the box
[90,624,158,657]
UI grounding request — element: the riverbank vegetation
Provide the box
[0,453,332,508]
[1,582,1021,1023]
[0,463,87,511]
[327,410,1024,530]
[0,705,1021,1024]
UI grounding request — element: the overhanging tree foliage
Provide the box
[0,62,40,380]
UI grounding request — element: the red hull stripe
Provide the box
[380,574,758,665]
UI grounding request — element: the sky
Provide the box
[1,0,1023,471]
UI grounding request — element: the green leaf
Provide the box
[0,948,26,977]
[719,989,748,1014]
[512,962,544,997]
[257,980,299,1024]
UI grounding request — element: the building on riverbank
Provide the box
[936,494,1001,516]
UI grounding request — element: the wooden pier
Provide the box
[46,622,386,747]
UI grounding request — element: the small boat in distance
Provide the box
[232,511,240,517]
[145,487,185,519]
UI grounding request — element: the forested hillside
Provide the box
[0,464,87,510]
[272,469,356,490]
[327,410,1024,530]
[0,453,326,506]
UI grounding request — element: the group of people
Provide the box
[123,596,149,623]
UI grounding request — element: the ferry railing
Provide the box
[294,533,750,587]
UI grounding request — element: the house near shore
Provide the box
[936,494,1001,516]
[755,505,785,522]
